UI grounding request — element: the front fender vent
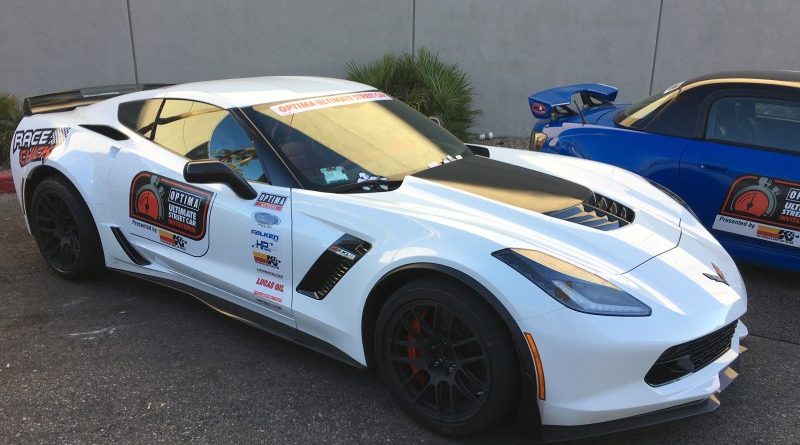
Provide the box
[297,235,371,300]
[546,193,634,231]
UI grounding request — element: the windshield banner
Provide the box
[270,91,391,116]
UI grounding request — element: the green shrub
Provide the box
[0,93,23,167]
[345,47,479,140]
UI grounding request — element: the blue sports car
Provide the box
[529,71,800,271]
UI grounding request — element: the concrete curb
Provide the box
[0,170,14,194]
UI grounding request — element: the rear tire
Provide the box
[375,276,518,436]
[29,176,104,280]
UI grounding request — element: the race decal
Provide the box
[254,193,287,211]
[11,128,70,167]
[129,172,215,256]
[253,251,281,269]
[712,175,800,249]
[270,91,391,116]
[252,290,283,312]
[249,191,289,313]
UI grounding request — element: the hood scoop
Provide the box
[547,193,634,231]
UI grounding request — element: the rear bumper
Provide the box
[541,352,743,442]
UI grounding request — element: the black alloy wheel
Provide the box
[33,189,81,272]
[30,176,104,280]
[386,301,491,422]
[376,277,518,435]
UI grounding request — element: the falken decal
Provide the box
[718,175,800,231]
[11,128,70,167]
[129,172,215,256]
[251,229,279,242]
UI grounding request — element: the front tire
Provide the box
[375,276,519,435]
[29,176,104,280]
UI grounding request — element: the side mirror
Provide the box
[183,160,258,200]
[429,116,442,127]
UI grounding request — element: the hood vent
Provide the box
[547,193,634,230]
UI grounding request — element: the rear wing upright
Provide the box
[528,83,618,119]
[23,83,171,116]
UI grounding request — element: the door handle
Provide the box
[699,163,728,172]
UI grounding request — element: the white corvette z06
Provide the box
[9,77,747,441]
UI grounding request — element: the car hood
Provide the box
[354,150,683,275]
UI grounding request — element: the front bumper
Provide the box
[540,351,744,442]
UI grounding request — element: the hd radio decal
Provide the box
[713,175,800,249]
[129,172,215,256]
[11,127,70,167]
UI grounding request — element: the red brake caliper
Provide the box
[406,309,429,384]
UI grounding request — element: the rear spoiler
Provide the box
[23,83,172,116]
[528,83,618,119]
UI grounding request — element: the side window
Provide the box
[153,100,266,182]
[706,96,800,154]
[118,99,161,138]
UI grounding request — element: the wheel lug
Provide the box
[476,390,484,397]
[433,358,442,367]
[448,365,456,374]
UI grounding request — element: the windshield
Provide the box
[245,91,470,191]
[614,89,678,129]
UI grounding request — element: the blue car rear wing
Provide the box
[528,83,618,119]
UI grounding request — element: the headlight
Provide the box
[492,248,651,316]
[647,179,699,220]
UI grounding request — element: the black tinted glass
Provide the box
[118,99,161,138]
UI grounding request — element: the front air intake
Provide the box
[297,235,371,300]
[645,321,737,386]
[546,193,634,231]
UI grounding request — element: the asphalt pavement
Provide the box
[0,193,798,444]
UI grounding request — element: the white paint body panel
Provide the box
[9,77,747,429]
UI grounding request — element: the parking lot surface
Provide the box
[0,194,798,444]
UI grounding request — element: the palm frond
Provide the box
[0,92,23,166]
[345,47,479,140]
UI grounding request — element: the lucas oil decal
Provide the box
[11,128,70,167]
[129,172,214,256]
[713,175,800,249]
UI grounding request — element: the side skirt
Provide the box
[114,269,366,369]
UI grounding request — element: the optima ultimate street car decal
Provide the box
[11,128,70,167]
[129,172,215,256]
[269,91,391,116]
[713,175,800,248]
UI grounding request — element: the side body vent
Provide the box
[297,234,371,300]
[110,226,150,265]
[546,193,634,231]
[80,124,129,141]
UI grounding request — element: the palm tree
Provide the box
[346,47,479,140]
[0,93,23,167]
